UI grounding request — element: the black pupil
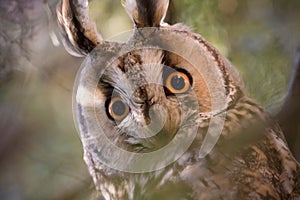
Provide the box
[171,75,186,90]
[112,100,126,116]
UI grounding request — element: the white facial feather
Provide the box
[141,49,164,84]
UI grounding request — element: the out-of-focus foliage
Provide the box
[0,0,92,199]
[0,0,299,200]
[0,0,38,83]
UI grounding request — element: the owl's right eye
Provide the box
[107,97,130,122]
[164,70,191,94]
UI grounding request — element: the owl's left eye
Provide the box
[108,97,130,121]
[165,71,191,94]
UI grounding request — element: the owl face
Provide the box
[58,0,242,173]
[97,49,198,152]
[72,26,241,172]
[56,0,241,164]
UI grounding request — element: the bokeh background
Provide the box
[0,0,299,199]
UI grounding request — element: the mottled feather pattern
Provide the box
[57,0,300,199]
[86,65,300,199]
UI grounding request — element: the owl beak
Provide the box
[129,102,179,147]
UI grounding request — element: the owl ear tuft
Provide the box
[56,0,102,57]
[123,0,169,28]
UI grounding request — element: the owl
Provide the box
[57,0,300,199]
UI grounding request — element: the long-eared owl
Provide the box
[57,0,300,199]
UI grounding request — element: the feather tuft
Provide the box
[123,0,169,27]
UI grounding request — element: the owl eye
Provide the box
[108,97,130,121]
[165,71,191,94]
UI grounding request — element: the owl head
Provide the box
[57,0,245,173]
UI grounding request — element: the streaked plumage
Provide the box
[57,0,300,199]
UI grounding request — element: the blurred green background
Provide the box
[0,0,299,199]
